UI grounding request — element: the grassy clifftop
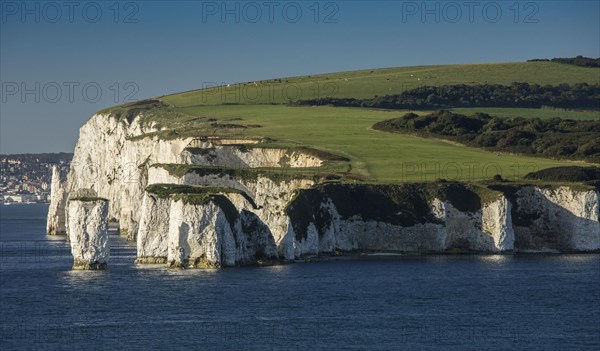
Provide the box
[102,61,599,183]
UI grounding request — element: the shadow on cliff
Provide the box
[491,185,600,252]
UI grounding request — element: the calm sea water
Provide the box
[0,204,599,350]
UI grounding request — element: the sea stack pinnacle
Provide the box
[67,196,110,270]
[46,165,67,235]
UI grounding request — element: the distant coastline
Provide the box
[1,153,72,206]
[1,201,49,205]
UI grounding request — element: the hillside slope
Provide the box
[162,61,600,106]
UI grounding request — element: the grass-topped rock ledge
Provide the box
[136,184,279,268]
[48,60,600,268]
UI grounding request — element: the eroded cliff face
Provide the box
[163,194,278,268]
[481,196,515,251]
[135,192,171,263]
[286,183,515,257]
[49,110,600,269]
[54,114,326,241]
[67,198,109,270]
[502,186,600,252]
[166,198,234,268]
[180,142,323,168]
[146,167,315,259]
[131,180,600,267]
[56,113,194,239]
[286,184,598,256]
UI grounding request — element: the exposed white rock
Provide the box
[135,190,280,268]
[148,166,182,185]
[288,189,515,257]
[242,177,315,258]
[148,169,315,259]
[135,192,171,263]
[437,197,513,252]
[166,197,236,268]
[288,200,448,257]
[46,165,67,235]
[482,196,515,251]
[512,186,599,251]
[187,137,264,146]
[67,198,109,270]
[539,187,599,251]
[181,144,323,168]
[61,113,194,240]
[167,195,245,268]
[54,112,322,242]
[137,180,597,267]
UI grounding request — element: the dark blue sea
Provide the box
[0,204,599,350]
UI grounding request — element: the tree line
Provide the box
[297,82,600,109]
[527,56,600,68]
[372,110,600,163]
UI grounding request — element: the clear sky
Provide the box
[1,0,599,154]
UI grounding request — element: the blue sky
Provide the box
[1,0,599,153]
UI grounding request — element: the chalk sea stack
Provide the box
[67,196,110,270]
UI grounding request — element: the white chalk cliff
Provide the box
[49,111,600,269]
[509,186,600,252]
[135,192,171,263]
[164,195,279,268]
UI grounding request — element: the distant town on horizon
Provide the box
[0,153,72,204]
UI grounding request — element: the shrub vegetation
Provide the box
[373,110,600,163]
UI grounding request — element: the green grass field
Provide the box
[162,61,600,106]
[126,61,600,183]
[140,104,582,183]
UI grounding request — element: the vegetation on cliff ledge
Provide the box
[145,184,242,199]
[68,196,109,202]
[151,163,349,183]
[146,183,260,209]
